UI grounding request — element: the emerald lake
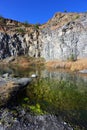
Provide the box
[0,65,87,130]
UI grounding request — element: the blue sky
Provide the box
[0,0,87,24]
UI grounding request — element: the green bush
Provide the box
[75,15,80,19]
[34,23,40,30]
[29,104,45,115]
[67,54,76,61]
[23,21,30,27]
[0,16,5,24]
[15,28,25,34]
[64,10,67,13]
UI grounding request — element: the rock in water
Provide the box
[0,77,32,106]
[31,74,38,78]
[2,73,9,78]
[14,78,32,87]
[79,69,87,74]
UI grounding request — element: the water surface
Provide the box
[0,65,87,129]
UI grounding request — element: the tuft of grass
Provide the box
[75,15,80,19]
[67,54,77,62]
[15,28,25,34]
[29,103,45,115]
[34,23,40,30]
[21,97,46,115]
[23,21,30,27]
[0,16,5,24]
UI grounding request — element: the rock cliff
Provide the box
[0,13,87,61]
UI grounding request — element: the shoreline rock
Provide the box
[0,77,32,106]
[79,69,87,74]
[0,108,73,130]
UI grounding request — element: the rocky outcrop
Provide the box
[0,30,42,59]
[0,76,32,106]
[0,109,73,130]
[0,13,87,61]
[79,69,87,74]
[41,13,87,61]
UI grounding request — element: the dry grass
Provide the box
[0,82,14,94]
[0,82,15,105]
[41,13,82,30]
[9,56,45,68]
[46,58,87,71]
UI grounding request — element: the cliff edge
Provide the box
[0,13,87,62]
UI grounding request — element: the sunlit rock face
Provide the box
[40,14,87,61]
[0,31,42,59]
[0,13,87,61]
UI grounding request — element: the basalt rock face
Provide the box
[0,13,87,61]
[0,30,42,59]
[40,13,87,61]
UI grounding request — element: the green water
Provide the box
[18,77,87,129]
[0,66,87,129]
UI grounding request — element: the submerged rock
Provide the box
[79,69,87,74]
[0,78,7,87]
[2,73,9,78]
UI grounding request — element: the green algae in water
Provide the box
[0,65,87,129]
[18,78,87,129]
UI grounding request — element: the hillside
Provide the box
[0,16,37,34]
[41,13,82,29]
[0,12,87,64]
[0,13,83,33]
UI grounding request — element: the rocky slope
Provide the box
[0,13,87,61]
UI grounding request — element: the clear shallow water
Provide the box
[0,65,87,129]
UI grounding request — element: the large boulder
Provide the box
[0,77,32,106]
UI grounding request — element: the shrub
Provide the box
[67,54,76,61]
[64,10,67,13]
[15,28,25,34]
[23,21,30,27]
[0,16,5,24]
[75,15,80,19]
[34,23,40,30]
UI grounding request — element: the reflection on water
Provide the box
[41,69,87,92]
[0,65,87,129]
[24,77,87,129]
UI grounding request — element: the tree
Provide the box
[23,21,30,27]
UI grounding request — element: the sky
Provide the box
[0,0,87,24]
